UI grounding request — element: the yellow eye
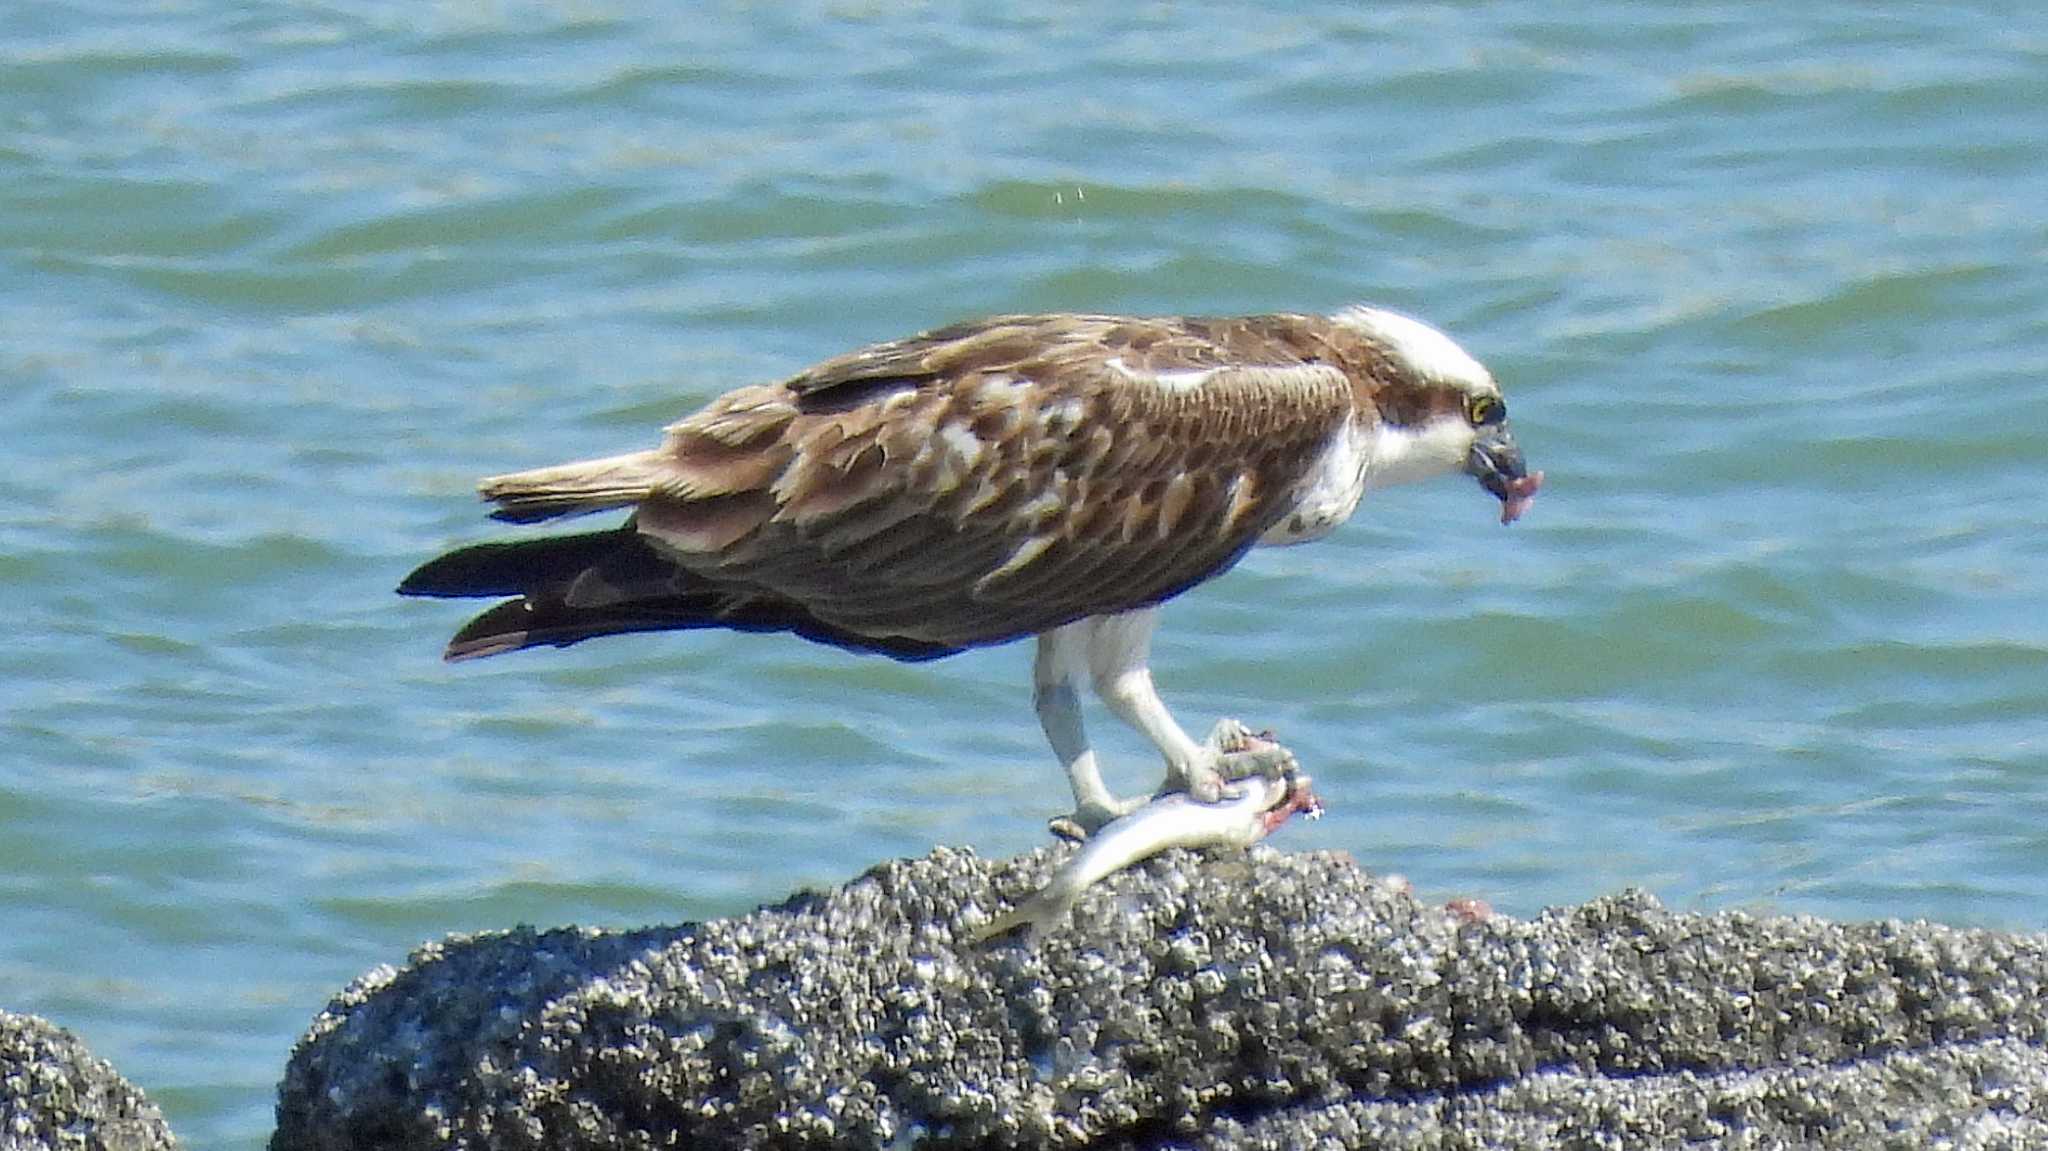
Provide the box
[1466,395,1505,426]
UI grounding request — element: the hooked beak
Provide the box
[1465,424,1544,525]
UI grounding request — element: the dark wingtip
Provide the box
[397,553,478,598]
[442,598,539,661]
[398,529,641,599]
[488,506,552,524]
[444,639,522,662]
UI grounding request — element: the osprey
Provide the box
[399,307,1542,833]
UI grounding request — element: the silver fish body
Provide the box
[971,772,1320,944]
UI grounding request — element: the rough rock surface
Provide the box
[271,845,2048,1150]
[1,1010,177,1151]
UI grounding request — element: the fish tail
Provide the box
[967,891,1073,946]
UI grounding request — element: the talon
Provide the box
[1046,816,1088,843]
[1214,740,1297,783]
[1188,771,1225,804]
[1204,718,1256,755]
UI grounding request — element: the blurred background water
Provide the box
[3,3,2045,1145]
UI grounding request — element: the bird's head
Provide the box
[1332,305,1544,524]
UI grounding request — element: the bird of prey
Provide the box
[399,306,1542,833]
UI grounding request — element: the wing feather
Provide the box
[622,314,1355,647]
[458,314,1360,652]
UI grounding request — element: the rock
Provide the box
[270,845,2048,1150]
[1,1009,178,1151]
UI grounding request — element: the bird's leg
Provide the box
[1034,624,1149,838]
[1095,661,1218,799]
[1086,609,1296,803]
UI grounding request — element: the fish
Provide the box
[970,769,1323,944]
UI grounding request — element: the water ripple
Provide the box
[4,3,2047,1146]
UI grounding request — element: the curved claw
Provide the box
[1205,717,1258,755]
[1217,741,1297,782]
[1170,718,1294,802]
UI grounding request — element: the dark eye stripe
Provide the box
[1466,395,1506,425]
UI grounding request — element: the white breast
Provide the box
[1260,419,1370,546]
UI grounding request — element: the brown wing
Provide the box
[631,314,1356,648]
[784,312,1341,401]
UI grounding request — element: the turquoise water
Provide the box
[4,4,2046,1145]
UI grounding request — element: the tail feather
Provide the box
[443,595,724,661]
[400,525,960,663]
[397,528,643,598]
[437,586,962,664]
[479,449,670,524]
